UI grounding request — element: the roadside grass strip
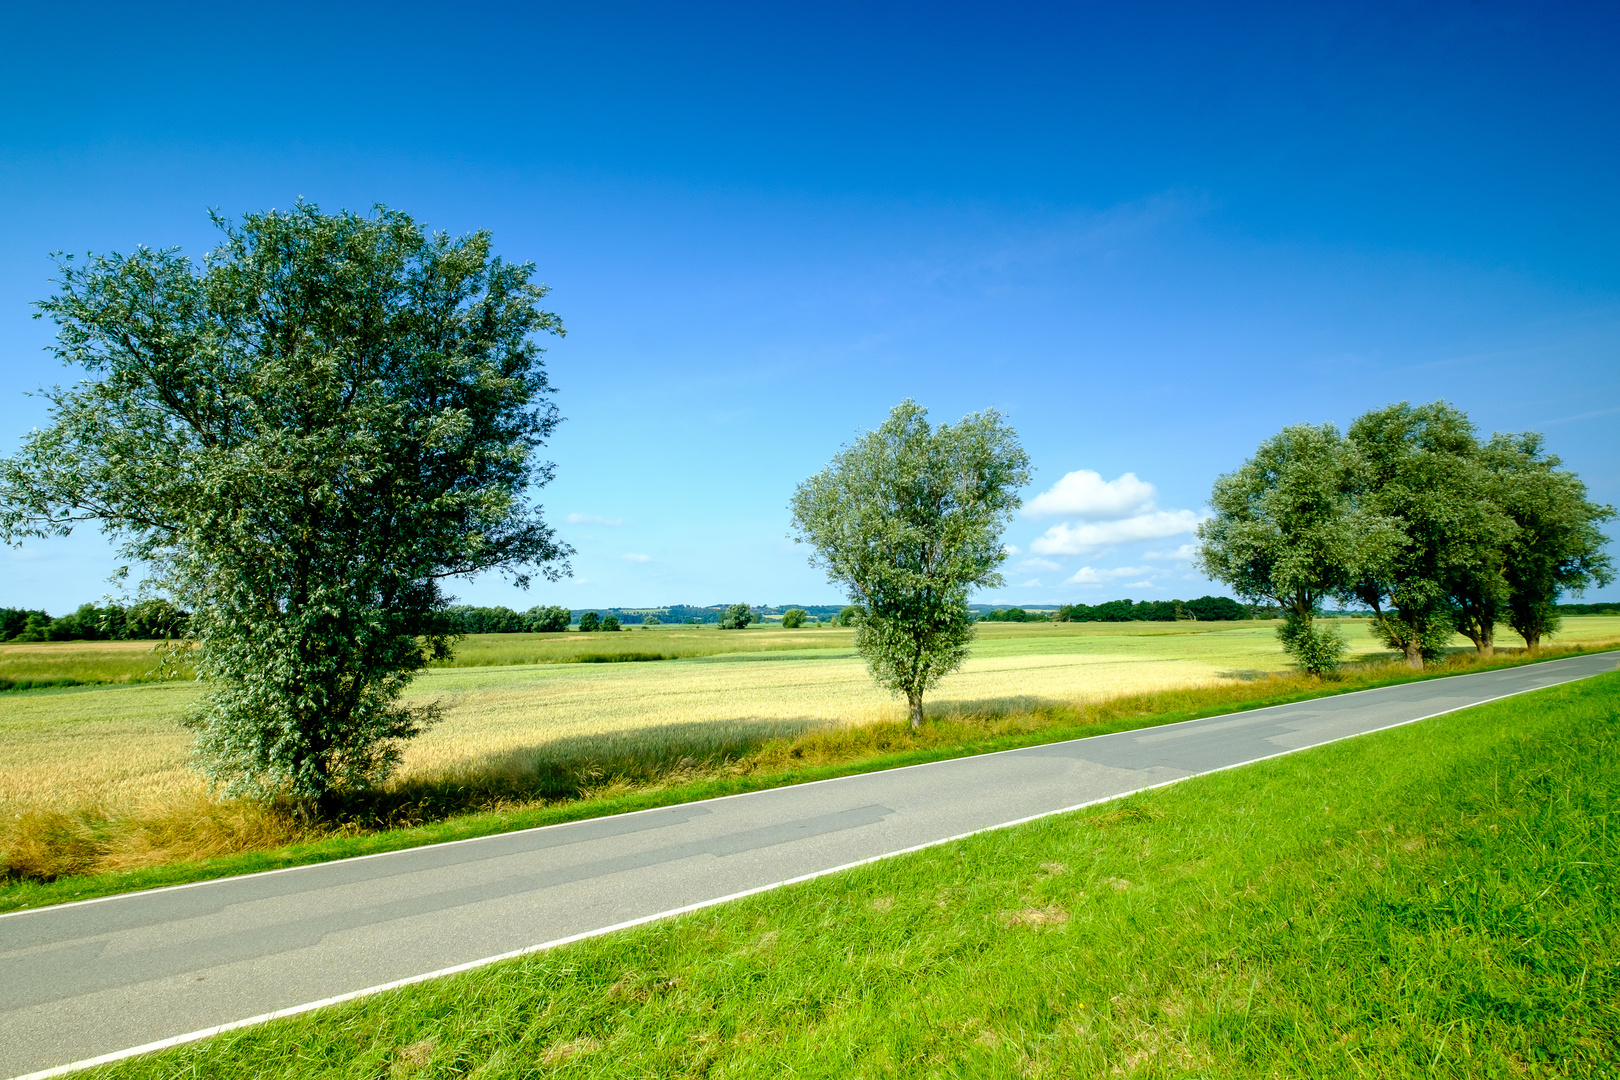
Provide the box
[78,671,1620,1078]
[4,644,1612,912]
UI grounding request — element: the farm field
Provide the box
[86,669,1620,1078]
[3,618,1617,892]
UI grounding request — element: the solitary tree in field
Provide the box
[1348,402,1514,668]
[1197,423,1402,675]
[578,611,602,632]
[1484,432,1615,649]
[780,607,807,628]
[791,400,1029,729]
[718,603,753,629]
[0,204,571,813]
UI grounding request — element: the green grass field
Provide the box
[85,668,1620,1079]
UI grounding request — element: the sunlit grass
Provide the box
[2,618,1616,895]
[86,671,1620,1079]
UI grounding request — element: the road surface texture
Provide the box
[4,650,1616,1078]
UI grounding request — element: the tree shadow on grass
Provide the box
[329,716,833,828]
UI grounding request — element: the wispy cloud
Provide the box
[620,553,651,563]
[1019,557,1061,571]
[566,513,623,527]
[1143,543,1199,562]
[1063,565,1157,585]
[1033,510,1202,556]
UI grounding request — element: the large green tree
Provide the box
[1484,432,1615,649]
[1347,401,1514,669]
[0,205,571,811]
[790,401,1029,729]
[1196,423,1401,674]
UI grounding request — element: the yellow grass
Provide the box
[3,617,1618,882]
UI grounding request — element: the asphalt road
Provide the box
[4,651,1616,1078]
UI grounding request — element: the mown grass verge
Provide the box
[4,643,1612,915]
[86,669,1620,1078]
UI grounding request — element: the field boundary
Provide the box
[4,641,1616,913]
[12,652,1615,1080]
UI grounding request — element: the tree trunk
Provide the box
[908,692,924,731]
[1403,639,1424,670]
[1523,630,1541,652]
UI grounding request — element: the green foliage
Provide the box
[0,204,570,809]
[1276,609,1347,673]
[1198,422,1402,674]
[717,603,753,630]
[1349,402,1515,668]
[779,607,806,628]
[447,606,525,634]
[578,611,602,632]
[523,605,571,633]
[836,605,864,627]
[0,608,49,642]
[0,600,189,642]
[791,400,1030,728]
[640,615,662,628]
[1484,432,1615,649]
[600,614,621,632]
[1052,596,1249,623]
[978,606,1041,622]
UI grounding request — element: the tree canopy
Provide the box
[1200,401,1612,672]
[0,204,571,809]
[1347,403,1515,667]
[1485,432,1615,648]
[1197,422,1401,674]
[791,400,1029,728]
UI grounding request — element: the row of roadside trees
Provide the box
[1197,401,1614,673]
[2,204,1609,815]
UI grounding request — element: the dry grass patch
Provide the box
[3,623,1616,890]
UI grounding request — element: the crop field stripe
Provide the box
[10,651,1613,1080]
[4,648,1602,925]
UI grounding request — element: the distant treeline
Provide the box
[442,603,849,631]
[1559,601,1620,615]
[0,601,190,643]
[1055,596,1250,623]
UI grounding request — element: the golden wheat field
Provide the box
[1,618,1616,825]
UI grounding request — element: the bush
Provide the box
[447,605,525,634]
[837,605,864,627]
[641,615,662,627]
[1277,610,1348,675]
[780,607,807,629]
[601,614,621,632]
[578,611,602,632]
[718,603,753,630]
[522,605,571,633]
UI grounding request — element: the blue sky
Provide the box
[2,1,1616,610]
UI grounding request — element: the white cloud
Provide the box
[566,513,623,527]
[1018,578,1042,587]
[620,552,652,563]
[1019,557,1061,571]
[1024,470,1157,521]
[1032,510,1202,556]
[1143,543,1199,562]
[1002,544,1021,555]
[1063,564,1157,585]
